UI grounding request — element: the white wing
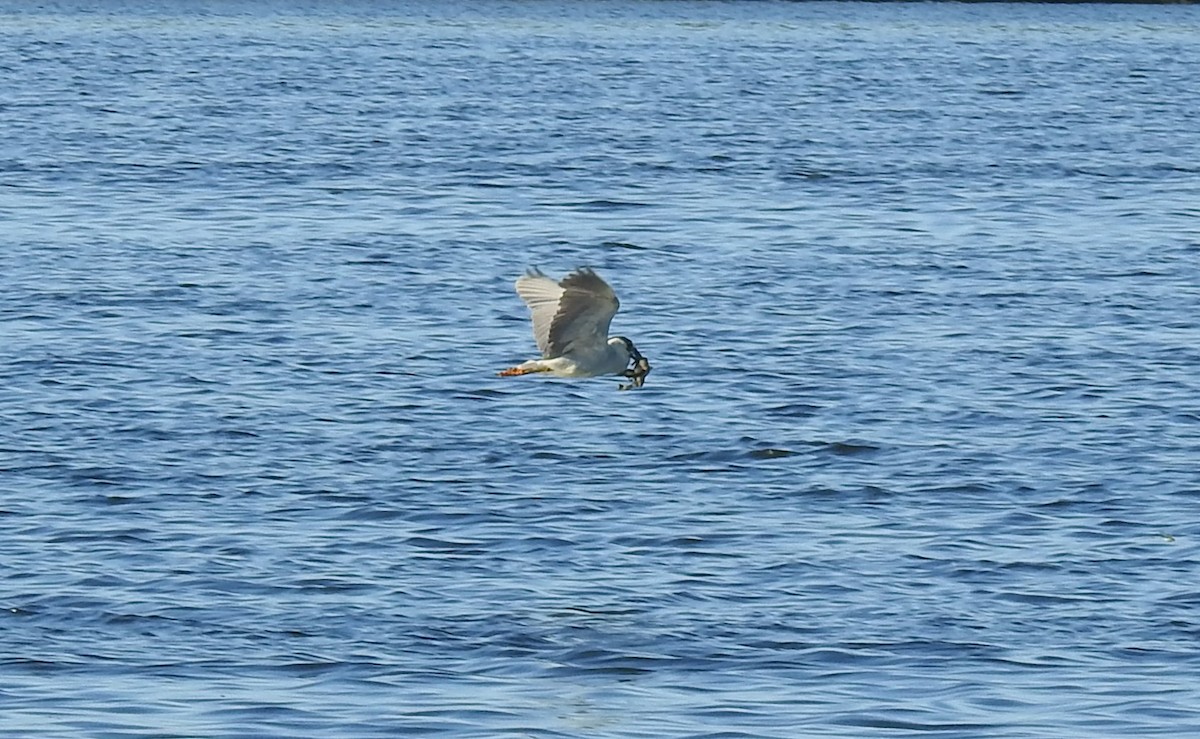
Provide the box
[515,267,619,358]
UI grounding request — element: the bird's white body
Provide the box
[499,267,646,381]
[506,336,635,378]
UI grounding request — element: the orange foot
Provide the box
[498,366,537,377]
[498,364,554,377]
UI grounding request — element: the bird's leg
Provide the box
[497,365,552,377]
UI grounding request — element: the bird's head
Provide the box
[610,336,644,364]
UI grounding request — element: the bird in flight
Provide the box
[499,267,651,388]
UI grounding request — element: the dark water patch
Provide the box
[343,253,395,266]
[336,506,410,522]
[746,447,798,460]
[545,198,657,211]
[810,440,883,457]
[666,449,745,464]
[403,536,488,553]
[835,714,996,732]
[763,402,822,418]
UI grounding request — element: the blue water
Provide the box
[3,1,1200,736]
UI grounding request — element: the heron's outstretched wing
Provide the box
[548,268,620,357]
[515,267,619,358]
[514,268,564,357]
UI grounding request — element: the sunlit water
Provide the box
[3,1,1200,736]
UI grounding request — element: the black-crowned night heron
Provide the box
[499,267,651,387]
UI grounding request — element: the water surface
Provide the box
[2,1,1200,736]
